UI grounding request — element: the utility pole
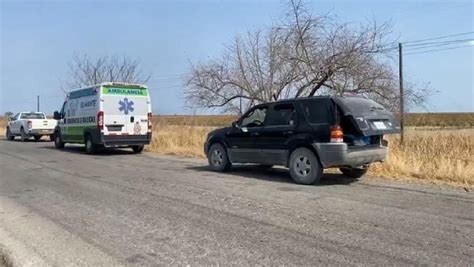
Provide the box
[398,43,405,144]
[37,95,40,112]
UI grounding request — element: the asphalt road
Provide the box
[0,139,473,265]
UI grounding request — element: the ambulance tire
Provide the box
[54,132,65,149]
[85,134,98,154]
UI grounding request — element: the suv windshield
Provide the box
[21,113,45,119]
[241,106,267,127]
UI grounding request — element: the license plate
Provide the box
[41,130,49,133]
[373,121,387,129]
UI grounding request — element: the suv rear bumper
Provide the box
[101,133,152,147]
[313,143,387,168]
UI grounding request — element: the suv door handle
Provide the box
[283,131,294,135]
[250,132,260,136]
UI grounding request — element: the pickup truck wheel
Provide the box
[131,145,144,153]
[289,148,323,185]
[34,136,42,141]
[340,166,369,178]
[54,133,65,149]
[208,143,231,172]
[20,128,29,142]
[6,128,14,141]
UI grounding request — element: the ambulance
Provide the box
[53,82,152,154]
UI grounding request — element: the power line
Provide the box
[404,38,474,47]
[404,39,474,51]
[148,74,186,81]
[404,44,474,55]
[403,31,474,44]
[368,35,474,54]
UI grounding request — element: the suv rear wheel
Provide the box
[208,143,231,172]
[289,148,323,185]
[131,145,144,153]
[340,166,368,178]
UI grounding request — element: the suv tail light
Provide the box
[147,112,152,131]
[330,125,344,143]
[27,120,32,129]
[97,111,104,130]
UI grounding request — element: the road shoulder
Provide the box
[0,196,123,266]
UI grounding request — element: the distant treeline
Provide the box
[401,113,474,128]
[153,113,474,128]
[2,113,473,128]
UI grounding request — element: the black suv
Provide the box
[204,96,400,185]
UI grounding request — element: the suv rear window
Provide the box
[266,103,296,126]
[301,98,333,124]
[338,97,386,116]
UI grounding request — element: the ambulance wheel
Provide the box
[85,134,98,154]
[131,145,144,153]
[54,132,65,149]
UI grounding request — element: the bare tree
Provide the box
[63,54,150,90]
[186,0,428,112]
[186,28,300,113]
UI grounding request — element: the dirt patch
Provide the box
[0,253,11,267]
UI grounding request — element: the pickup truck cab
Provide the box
[53,82,152,154]
[204,96,400,185]
[6,112,57,141]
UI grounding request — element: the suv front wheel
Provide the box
[289,148,323,185]
[208,143,231,172]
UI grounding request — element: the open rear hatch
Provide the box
[333,96,400,136]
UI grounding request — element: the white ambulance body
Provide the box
[53,82,152,154]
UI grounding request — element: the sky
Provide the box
[1,0,473,115]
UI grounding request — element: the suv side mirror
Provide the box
[53,111,61,120]
[232,121,240,128]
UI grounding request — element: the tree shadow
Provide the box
[186,165,358,186]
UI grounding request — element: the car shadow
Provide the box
[39,145,136,156]
[186,165,358,186]
[2,138,52,143]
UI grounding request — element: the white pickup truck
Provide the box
[6,112,57,141]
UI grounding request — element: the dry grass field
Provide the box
[1,114,473,188]
[404,112,474,128]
